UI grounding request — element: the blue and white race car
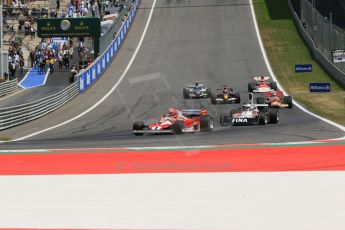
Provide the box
[183,82,211,99]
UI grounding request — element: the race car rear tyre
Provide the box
[133,121,145,136]
[206,88,212,98]
[220,115,230,127]
[200,116,214,132]
[210,94,217,104]
[235,93,241,103]
[183,88,189,99]
[173,120,185,134]
[270,82,278,90]
[258,113,267,125]
[284,96,293,108]
[268,108,279,124]
[248,83,255,92]
[256,97,265,104]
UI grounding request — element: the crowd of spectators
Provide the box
[7,44,25,80]
[28,38,75,75]
[1,0,129,83]
[57,0,96,18]
[26,37,92,82]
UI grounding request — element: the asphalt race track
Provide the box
[0,0,344,149]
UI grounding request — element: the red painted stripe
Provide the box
[0,145,344,175]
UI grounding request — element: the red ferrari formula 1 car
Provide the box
[256,90,293,109]
[132,108,214,135]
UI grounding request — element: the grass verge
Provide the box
[0,137,12,141]
[253,0,345,126]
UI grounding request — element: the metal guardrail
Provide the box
[0,78,18,97]
[287,0,345,86]
[0,82,79,130]
[300,0,345,73]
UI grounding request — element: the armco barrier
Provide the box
[0,79,18,97]
[0,82,79,130]
[79,0,139,93]
[287,0,345,86]
[0,0,140,131]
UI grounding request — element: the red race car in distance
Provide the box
[248,76,278,93]
[133,108,214,135]
[256,90,293,109]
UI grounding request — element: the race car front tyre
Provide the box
[133,121,145,136]
[183,88,189,99]
[270,82,278,90]
[206,88,212,98]
[210,94,217,104]
[268,108,279,124]
[235,93,241,103]
[256,97,265,104]
[173,120,185,134]
[258,113,267,125]
[220,115,230,126]
[284,96,293,108]
[248,83,255,92]
[200,116,214,132]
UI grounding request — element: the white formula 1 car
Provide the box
[220,93,279,126]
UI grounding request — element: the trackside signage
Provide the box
[332,49,345,63]
[78,0,139,93]
[37,18,101,37]
[309,82,331,92]
[295,64,312,73]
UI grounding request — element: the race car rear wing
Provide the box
[181,109,208,117]
[252,88,274,93]
[253,76,270,81]
[255,103,269,108]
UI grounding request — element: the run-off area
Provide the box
[0,172,344,229]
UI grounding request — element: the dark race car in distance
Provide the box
[183,82,211,99]
[210,86,240,104]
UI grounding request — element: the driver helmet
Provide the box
[229,88,233,92]
[242,104,252,111]
[260,76,265,83]
[195,81,199,86]
[168,107,177,116]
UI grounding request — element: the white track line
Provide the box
[17,67,31,89]
[8,0,158,142]
[249,0,345,138]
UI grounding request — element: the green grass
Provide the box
[0,137,12,141]
[254,0,345,126]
